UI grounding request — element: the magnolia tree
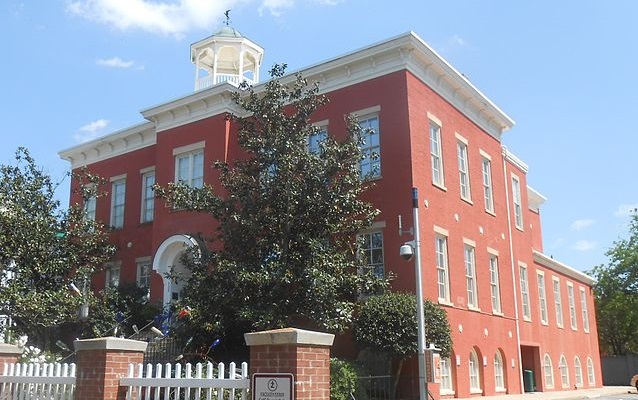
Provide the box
[155,65,389,354]
[0,148,116,351]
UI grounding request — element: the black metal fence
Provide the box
[129,332,181,365]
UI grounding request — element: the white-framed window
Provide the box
[175,144,204,188]
[110,178,126,229]
[544,354,554,388]
[141,170,155,223]
[359,114,381,179]
[358,231,384,278]
[457,138,471,201]
[469,349,482,393]
[464,243,478,308]
[574,357,583,387]
[586,357,595,385]
[567,282,578,330]
[553,277,564,327]
[435,232,451,303]
[559,355,569,388]
[494,351,505,391]
[489,253,502,314]
[105,263,121,288]
[537,271,549,324]
[580,287,590,332]
[308,126,328,155]
[430,121,445,187]
[512,175,523,229]
[136,258,152,288]
[520,264,531,320]
[84,195,96,222]
[481,153,494,213]
[439,357,454,394]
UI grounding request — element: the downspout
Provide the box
[502,145,525,392]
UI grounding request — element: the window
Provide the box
[176,149,204,188]
[494,352,505,391]
[359,115,381,179]
[457,140,471,201]
[580,287,590,332]
[358,231,384,278]
[308,127,328,155]
[481,155,494,213]
[512,175,523,229]
[586,357,595,385]
[537,271,548,324]
[520,264,531,320]
[464,243,478,308]
[105,264,120,288]
[84,195,96,222]
[469,349,481,393]
[489,253,502,313]
[543,354,554,388]
[430,122,444,187]
[136,259,152,288]
[559,355,569,388]
[141,170,155,223]
[435,233,450,303]
[110,178,126,229]
[553,277,564,327]
[567,282,578,330]
[574,357,583,387]
[439,357,454,393]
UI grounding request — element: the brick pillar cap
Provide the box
[74,336,148,352]
[244,327,334,347]
[0,343,22,355]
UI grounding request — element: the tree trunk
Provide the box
[392,358,404,400]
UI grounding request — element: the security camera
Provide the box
[400,244,414,261]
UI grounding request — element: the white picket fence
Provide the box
[0,362,76,400]
[120,362,249,400]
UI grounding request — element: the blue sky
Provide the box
[1,0,636,273]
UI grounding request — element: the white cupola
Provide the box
[190,20,264,91]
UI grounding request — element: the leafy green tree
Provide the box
[590,212,638,354]
[0,148,116,351]
[155,65,388,352]
[353,292,452,396]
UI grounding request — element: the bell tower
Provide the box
[191,13,264,91]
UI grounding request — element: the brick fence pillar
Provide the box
[245,327,334,400]
[74,337,147,400]
[0,343,22,375]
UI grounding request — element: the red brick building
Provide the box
[59,29,601,396]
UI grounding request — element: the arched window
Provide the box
[574,357,583,387]
[469,349,482,393]
[559,355,569,388]
[439,356,454,394]
[543,354,554,388]
[587,357,595,386]
[494,351,506,391]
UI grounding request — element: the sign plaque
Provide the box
[252,373,294,400]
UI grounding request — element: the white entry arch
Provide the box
[153,234,199,307]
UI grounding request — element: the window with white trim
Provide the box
[512,175,523,229]
[141,170,155,223]
[105,264,120,288]
[464,243,478,308]
[559,355,569,388]
[574,357,583,387]
[110,178,126,229]
[567,282,578,330]
[469,349,481,393]
[482,155,494,213]
[84,195,96,222]
[586,357,595,385]
[439,357,454,393]
[136,259,152,288]
[580,287,590,332]
[176,149,204,188]
[358,231,384,278]
[430,122,444,187]
[489,253,502,314]
[537,271,548,324]
[553,277,564,327]
[457,140,471,201]
[359,115,381,179]
[494,351,505,391]
[435,233,451,303]
[520,264,531,320]
[543,354,554,388]
[308,126,328,155]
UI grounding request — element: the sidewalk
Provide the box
[475,387,636,400]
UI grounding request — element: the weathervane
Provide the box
[224,10,231,26]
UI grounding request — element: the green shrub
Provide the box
[330,358,367,400]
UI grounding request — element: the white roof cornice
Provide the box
[533,250,595,285]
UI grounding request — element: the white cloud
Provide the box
[258,0,294,17]
[96,57,136,68]
[74,119,109,143]
[614,204,638,217]
[572,240,597,252]
[449,34,468,47]
[570,219,595,231]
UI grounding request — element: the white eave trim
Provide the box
[504,148,529,173]
[527,186,547,212]
[533,250,595,285]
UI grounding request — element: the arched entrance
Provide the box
[153,234,199,307]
